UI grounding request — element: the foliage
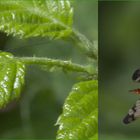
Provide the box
[56,80,98,140]
[0,0,73,39]
[0,52,25,108]
[0,0,98,139]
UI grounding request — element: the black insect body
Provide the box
[132,69,140,82]
[123,69,140,124]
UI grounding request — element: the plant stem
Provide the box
[16,57,94,75]
[69,29,98,60]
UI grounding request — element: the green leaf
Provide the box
[0,52,25,108]
[56,80,98,140]
[0,0,73,39]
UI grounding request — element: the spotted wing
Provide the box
[123,99,140,124]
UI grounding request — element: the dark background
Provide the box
[99,1,140,140]
[0,1,97,139]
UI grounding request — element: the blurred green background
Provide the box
[100,1,140,140]
[0,1,97,139]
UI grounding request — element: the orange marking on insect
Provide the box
[129,89,140,94]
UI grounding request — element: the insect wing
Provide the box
[123,99,140,124]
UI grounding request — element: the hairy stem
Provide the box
[68,29,98,60]
[15,57,94,75]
